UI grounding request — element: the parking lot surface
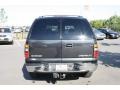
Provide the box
[0,39,120,85]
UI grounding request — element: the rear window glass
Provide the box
[94,30,101,34]
[62,19,94,40]
[98,29,107,33]
[29,18,94,40]
[0,28,11,33]
[30,19,60,40]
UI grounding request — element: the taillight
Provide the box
[24,43,29,59]
[93,44,99,59]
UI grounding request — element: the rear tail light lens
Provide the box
[24,44,29,59]
[93,44,99,59]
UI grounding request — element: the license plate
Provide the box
[56,64,68,71]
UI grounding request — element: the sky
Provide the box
[0,0,120,26]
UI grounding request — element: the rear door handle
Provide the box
[66,44,73,47]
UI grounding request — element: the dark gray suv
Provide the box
[24,15,99,79]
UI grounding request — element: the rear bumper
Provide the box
[108,35,119,39]
[96,36,105,40]
[111,36,118,39]
[25,60,97,73]
[0,38,13,43]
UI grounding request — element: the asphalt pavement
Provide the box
[0,38,120,85]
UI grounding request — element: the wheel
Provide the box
[82,72,93,78]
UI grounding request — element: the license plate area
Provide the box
[55,64,68,71]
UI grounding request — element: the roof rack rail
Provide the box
[39,15,83,18]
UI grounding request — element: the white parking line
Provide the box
[15,40,22,48]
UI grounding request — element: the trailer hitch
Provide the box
[53,73,66,79]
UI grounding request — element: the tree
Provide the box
[90,20,105,29]
[90,15,120,32]
[0,8,8,25]
[107,15,120,31]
